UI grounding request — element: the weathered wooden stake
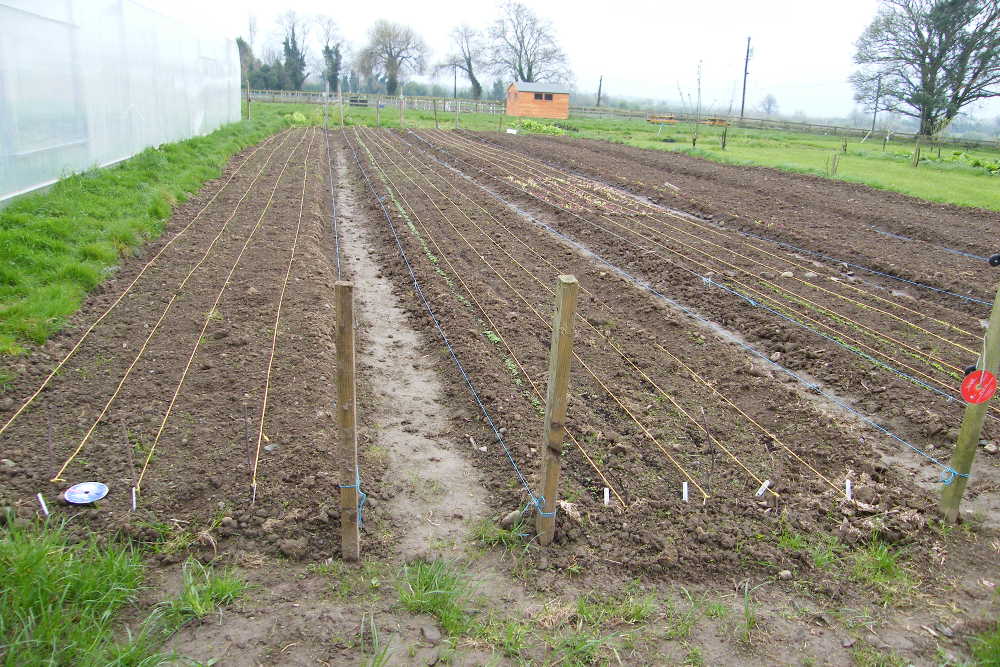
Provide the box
[537,275,579,546]
[434,99,439,129]
[455,99,461,129]
[940,275,1000,522]
[338,83,345,127]
[399,95,404,127]
[721,126,728,150]
[336,281,360,561]
[497,110,503,134]
[376,97,381,127]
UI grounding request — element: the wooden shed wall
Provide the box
[505,89,570,119]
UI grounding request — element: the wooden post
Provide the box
[940,276,1000,522]
[376,97,381,127]
[455,99,461,129]
[911,135,921,167]
[537,275,579,546]
[497,110,503,134]
[434,99,439,129]
[399,95,404,127]
[336,281,360,561]
[338,83,345,127]
[721,126,728,150]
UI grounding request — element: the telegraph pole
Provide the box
[739,36,751,120]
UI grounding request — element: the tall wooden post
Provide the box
[399,95,405,127]
[497,110,503,134]
[434,99,439,129]
[376,97,381,127]
[336,281,360,561]
[455,100,461,129]
[537,275,579,546]
[721,126,728,150]
[940,275,1000,522]
[338,83,345,127]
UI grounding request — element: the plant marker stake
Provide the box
[537,275,579,546]
[37,493,49,517]
[941,259,1000,522]
[603,487,610,506]
[845,479,852,501]
[755,480,771,497]
[131,487,137,511]
[682,481,689,502]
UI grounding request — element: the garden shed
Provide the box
[505,82,571,119]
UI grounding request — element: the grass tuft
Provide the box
[396,559,471,637]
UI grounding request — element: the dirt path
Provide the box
[335,146,488,557]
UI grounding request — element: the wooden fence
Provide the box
[250,89,503,115]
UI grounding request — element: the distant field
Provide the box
[310,101,1000,211]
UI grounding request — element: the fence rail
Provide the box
[569,105,1000,151]
[250,89,503,114]
[248,90,998,150]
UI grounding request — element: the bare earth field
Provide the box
[1,126,998,665]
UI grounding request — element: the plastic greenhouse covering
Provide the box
[0,0,241,202]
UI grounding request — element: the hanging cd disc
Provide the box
[64,481,109,504]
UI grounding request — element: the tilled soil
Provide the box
[1,125,998,664]
[0,127,388,563]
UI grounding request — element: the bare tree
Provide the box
[488,1,571,83]
[760,93,779,116]
[248,15,257,51]
[438,26,486,99]
[357,20,428,95]
[851,0,1000,136]
[315,15,343,94]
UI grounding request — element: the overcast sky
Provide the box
[141,0,1000,120]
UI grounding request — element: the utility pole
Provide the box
[740,36,751,120]
[596,75,603,107]
[869,75,882,134]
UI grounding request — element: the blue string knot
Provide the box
[528,495,556,519]
[940,468,969,485]
[338,469,368,526]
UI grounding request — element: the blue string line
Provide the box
[346,128,553,519]
[461,132,990,306]
[869,226,988,262]
[701,276,965,407]
[338,468,368,526]
[737,230,990,307]
[413,136,967,484]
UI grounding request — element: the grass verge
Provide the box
[0,104,319,359]
[0,517,244,665]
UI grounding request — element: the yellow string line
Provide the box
[656,343,845,496]
[355,128,627,506]
[50,131,296,482]
[421,131,975,370]
[430,131,978,357]
[0,130,288,440]
[445,134,996,419]
[250,127,319,496]
[363,128,711,499]
[439,130,979,339]
[135,128,313,492]
[608,169,988,330]
[370,128,776,498]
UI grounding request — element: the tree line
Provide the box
[236,2,571,100]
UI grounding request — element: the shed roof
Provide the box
[510,81,571,95]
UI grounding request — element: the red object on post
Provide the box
[961,370,997,404]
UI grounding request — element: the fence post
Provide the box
[399,95,404,127]
[537,275,579,546]
[940,271,1000,522]
[455,99,461,129]
[376,97,381,127]
[336,281,360,561]
[721,126,728,150]
[497,111,503,134]
[434,99,439,129]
